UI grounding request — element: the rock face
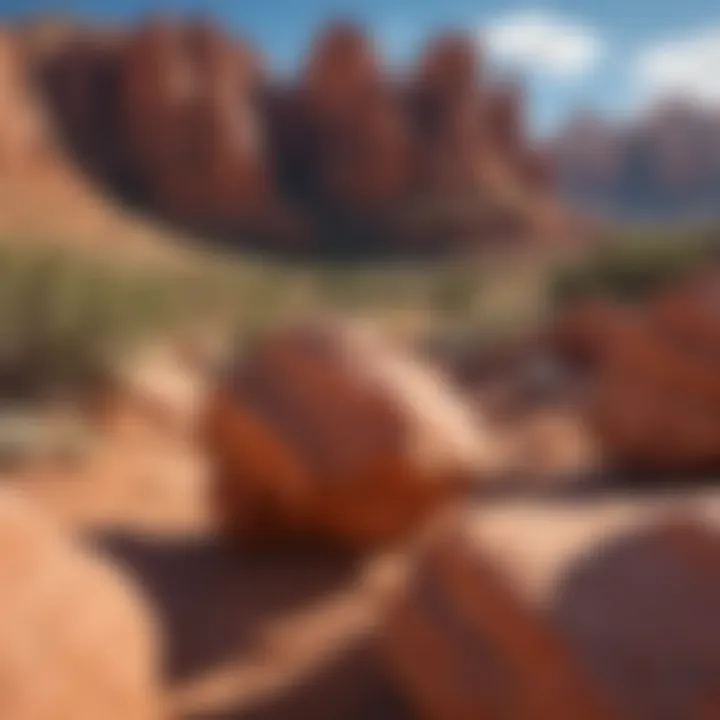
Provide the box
[590,316,720,474]
[34,19,275,236]
[549,271,720,473]
[301,24,413,213]
[554,519,720,720]
[201,319,492,548]
[382,500,720,720]
[39,34,123,181]
[382,509,614,720]
[411,34,486,195]
[28,18,562,256]
[120,20,273,232]
[0,489,161,720]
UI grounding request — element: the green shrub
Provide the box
[430,266,481,317]
[0,248,203,403]
[551,230,720,308]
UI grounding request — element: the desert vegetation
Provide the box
[550,226,720,306]
[0,225,716,407]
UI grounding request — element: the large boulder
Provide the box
[201,320,492,548]
[548,273,720,473]
[383,498,720,719]
[382,507,615,720]
[547,300,630,373]
[647,269,720,359]
[0,489,162,719]
[554,517,720,720]
[589,312,720,473]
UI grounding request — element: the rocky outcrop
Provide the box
[296,23,414,212]
[0,489,162,720]
[554,518,720,720]
[549,270,720,473]
[120,20,274,231]
[26,18,561,255]
[383,503,720,720]
[410,34,485,195]
[382,507,614,720]
[202,319,493,549]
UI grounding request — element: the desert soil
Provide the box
[2,359,718,719]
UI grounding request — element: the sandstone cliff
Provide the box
[5,18,565,257]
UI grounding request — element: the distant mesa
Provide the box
[554,102,720,221]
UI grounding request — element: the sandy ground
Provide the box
[0,163,201,269]
[3,393,414,719]
[2,362,718,719]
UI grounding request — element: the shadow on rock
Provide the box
[95,532,361,682]
[186,637,414,720]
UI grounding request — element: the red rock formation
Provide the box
[119,20,188,193]
[589,314,720,473]
[302,22,382,125]
[384,503,720,720]
[547,300,625,372]
[486,82,525,158]
[549,272,720,473]
[382,511,615,720]
[119,19,273,229]
[411,34,487,194]
[28,18,561,254]
[647,269,720,359]
[40,35,124,182]
[521,147,554,190]
[407,38,564,245]
[202,319,492,549]
[0,489,162,720]
[555,519,720,720]
[298,22,414,212]
[417,33,480,102]
[314,91,414,210]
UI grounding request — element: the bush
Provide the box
[0,248,217,404]
[550,230,720,308]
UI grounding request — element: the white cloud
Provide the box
[484,10,604,80]
[634,28,720,105]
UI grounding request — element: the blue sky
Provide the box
[3,0,720,135]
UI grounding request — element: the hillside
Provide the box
[555,102,720,221]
